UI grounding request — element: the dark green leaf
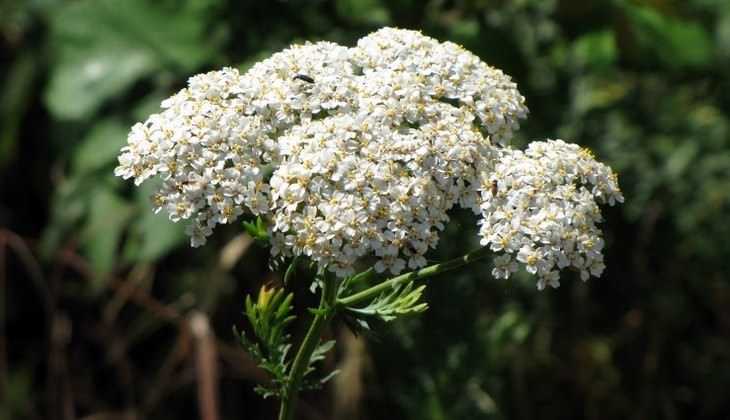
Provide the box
[81,186,129,288]
[44,0,222,120]
[73,118,129,175]
[621,1,712,68]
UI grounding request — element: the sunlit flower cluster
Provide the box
[116,27,623,287]
[477,140,624,290]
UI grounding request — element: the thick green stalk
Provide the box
[278,274,337,420]
[336,245,492,308]
[277,246,491,418]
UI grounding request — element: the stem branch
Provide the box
[277,246,492,418]
[337,245,492,308]
[278,274,337,420]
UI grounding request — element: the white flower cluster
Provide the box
[478,140,623,290]
[115,27,623,287]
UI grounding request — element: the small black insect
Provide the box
[293,73,315,83]
[491,180,498,197]
[405,241,419,255]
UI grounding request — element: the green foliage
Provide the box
[3,0,730,418]
[335,0,390,26]
[235,286,297,398]
[346,281,428,322]
[243,216,270,244]
[337,267,375,294]
[338,269,429,340]
[44,0,224,120]
[620,0,712,69]
[234,285,337,399]
[300,339,340,392]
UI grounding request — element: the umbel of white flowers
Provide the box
[115,27,623,290]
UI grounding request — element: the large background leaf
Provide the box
[44,0,222,120]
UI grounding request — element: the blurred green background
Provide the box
[2,0,729,419]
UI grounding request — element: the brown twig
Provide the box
[51,235,281,418]
[0,230,53,417]
[49,313,75,420]
[189,311,219,420]
[332,327,368,420]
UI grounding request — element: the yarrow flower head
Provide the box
[477,140,623,290]
[115,27,623,287]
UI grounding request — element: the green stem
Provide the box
[336,245,492,308]
[276,246,491,418]
[278,273,337,420]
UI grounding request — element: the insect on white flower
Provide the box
[293,74,315,83]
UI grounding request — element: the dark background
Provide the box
[2,0,729,419]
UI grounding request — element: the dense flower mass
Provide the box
[115,27,623,287]
[477,140,623,290]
